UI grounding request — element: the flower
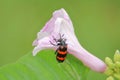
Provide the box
[104,50,120,80]
[32,8,106,72]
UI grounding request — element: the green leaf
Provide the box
[0,50,89,80]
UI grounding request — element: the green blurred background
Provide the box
[0,0,120,80]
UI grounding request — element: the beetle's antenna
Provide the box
[59,33,64,39]
[61,34,64,37]
[59,33,61,39]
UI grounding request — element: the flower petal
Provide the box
[53,8,74,32]
[32,32,49,46]
[41,8,74,34]
[32,37,55,56]
[68,45,107,72]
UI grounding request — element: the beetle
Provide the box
[50,34,67,62]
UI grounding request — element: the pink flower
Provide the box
[32,8,106,72]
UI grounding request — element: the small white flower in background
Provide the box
[32,8,106,72]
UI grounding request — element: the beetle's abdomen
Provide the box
[56,45,67,62]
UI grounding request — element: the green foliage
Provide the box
[0,50,89,80]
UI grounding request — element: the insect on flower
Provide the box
[49,33,67,63]
[32,8,107,72]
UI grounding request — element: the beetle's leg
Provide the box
[55,50,57,54]
[49,41,57,46]
[52,35,58,43]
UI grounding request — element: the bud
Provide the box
[104,67,113,76]
[114,73,120,79]
[105,57,114,68]
[106,76,114,80]
[115,61,120,68]
[114,50,120,62]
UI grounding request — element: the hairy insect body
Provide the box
[56,44,67,62]
[50,34,67,63]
